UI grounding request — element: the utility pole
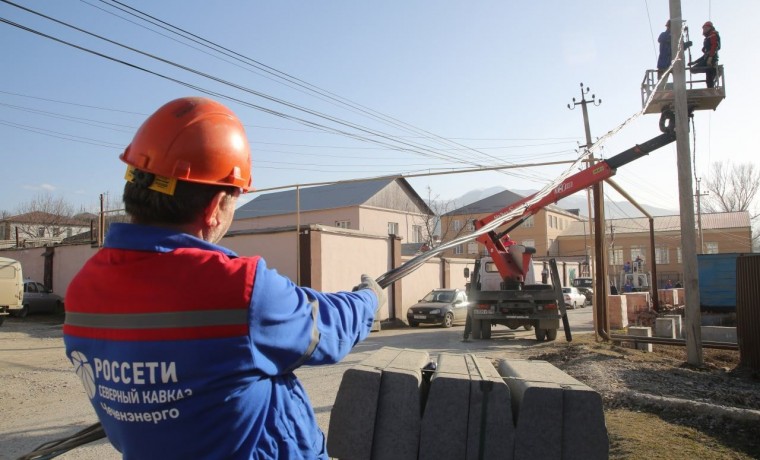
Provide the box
[670,0,703,365]
[695,178,709,253]
[567,83,608,340]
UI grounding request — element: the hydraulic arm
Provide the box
[475,130,677,284]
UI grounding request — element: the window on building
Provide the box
[465,219,475,231]
[67,228,73,237]
[388,222,398,235]
[522,239,535,249]
[548,238,555,254]
[452,220,462,232]
[454,244,464,255]
[412,225,423,243]
[630,246,645,261]
[677,247,682,263]
[523,216,534,228]
[38,227,45,237]
[609,248,623,265]
[467,242,479,254]
[335,220,350,229]
[705,242,719,254]
[655,246,670,264]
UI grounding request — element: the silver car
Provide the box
[406,289,469,328]
[15,280,64,317]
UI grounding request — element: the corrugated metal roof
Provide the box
[234,177,431,220]
[561,211,751,236]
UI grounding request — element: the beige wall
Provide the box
[224,230,300,280]
[318,231,388,293]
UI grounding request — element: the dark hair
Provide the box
[123,179,237,225]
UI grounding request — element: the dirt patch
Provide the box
[516,334,760,459]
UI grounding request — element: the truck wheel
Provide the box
[523,324,533,331]
[409,321,419,327]
[481,321,492,339]
[442,312,454,328]
[0,316,4,326]
[506,320,520,330]
[471,317,482,339]
[546,328,558,341]
[534,328,547,341]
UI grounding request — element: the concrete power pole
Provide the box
[670,0,703,365]
[567,83,609,339]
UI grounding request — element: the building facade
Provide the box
[558,211,753,287]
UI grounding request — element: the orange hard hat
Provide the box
[121,97,252,192]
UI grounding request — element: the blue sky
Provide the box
[1,1,757,217]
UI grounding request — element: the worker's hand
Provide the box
[353,274,386,309]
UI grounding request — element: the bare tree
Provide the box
[703,161,760,249]
[12,193,76,240]
[424,187,480,254]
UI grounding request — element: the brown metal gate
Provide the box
[736,254,760,370]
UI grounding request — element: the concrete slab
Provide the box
[498,359,608,460]
[628,326,653,352]
[465,355,515,460]
[701,326,738,343]
[419,353,470,460]
[655,317,676,339]
[328,347,429,459]
[372,349,430,460]
[663,314,682,338]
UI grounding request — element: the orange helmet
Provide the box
[121,97,252,192]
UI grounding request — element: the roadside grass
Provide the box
[606,408,760,460]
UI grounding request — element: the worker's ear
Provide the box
[202,191,228,229]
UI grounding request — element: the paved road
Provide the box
[1,307,593,459]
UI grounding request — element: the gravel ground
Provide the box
[3,313,759,459]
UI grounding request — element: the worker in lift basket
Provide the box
[62,97,385,460]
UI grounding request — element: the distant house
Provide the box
[231,178,435,244]
[558,211,753,286]
[439,189,585,258]
[0,212,92,249]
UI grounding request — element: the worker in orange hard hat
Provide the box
[63,96,385,459]
[689,20,721,88]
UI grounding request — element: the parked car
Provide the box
[406,288,469,328]
[14,280,64,317]
[562,287,586,309]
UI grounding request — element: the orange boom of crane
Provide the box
[475,130,677,284]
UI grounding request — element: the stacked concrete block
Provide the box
[498,359,608,460]
[628,326,653,352]
[607,295,628,329]
[663,314,683,338]
[328,347,430,460]
[657,289,680,306]
[419,353,514,460]
[623,292,651,323]
[655,317,677,339]
[701,326,738,343]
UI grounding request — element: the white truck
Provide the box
[0,257,24,326]
[465,252,567,342]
